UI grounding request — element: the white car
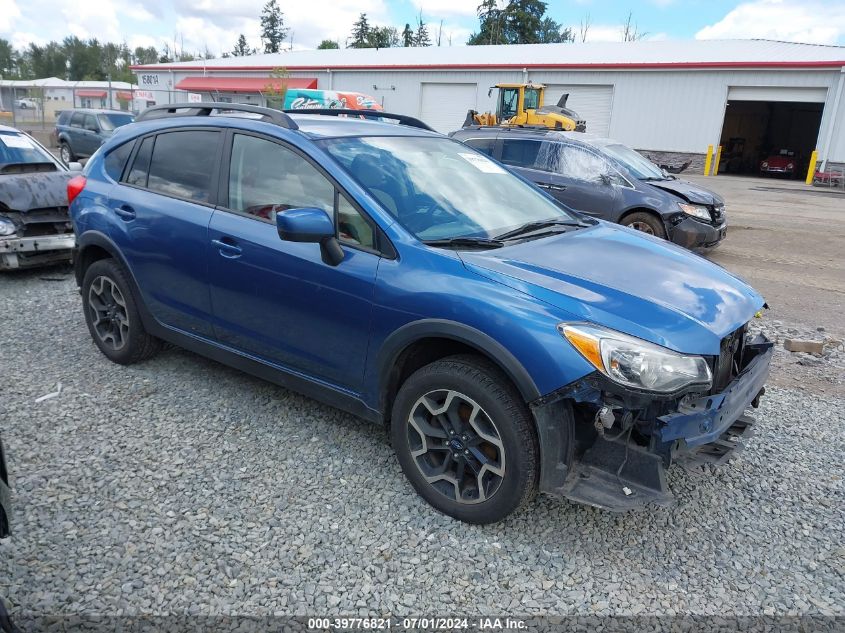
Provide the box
[14,98,38,110]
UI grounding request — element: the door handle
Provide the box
[539,183,567,192]
[211,238,243,258]
[113,205,136,220]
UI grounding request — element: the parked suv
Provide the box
[451,128,727,250]
[55,109,134,163]
[69,104,772,524]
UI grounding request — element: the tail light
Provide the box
[67,175,87,205]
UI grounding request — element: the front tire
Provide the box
[620,211,666,238]
[391,355,538,524]
[81,258,161,365]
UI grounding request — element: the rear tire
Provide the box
[60,141,75,164]
[81,258,161,365]
[391,354,538,524]
[620,211,666,239]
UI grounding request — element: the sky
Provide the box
[1,0,844,59]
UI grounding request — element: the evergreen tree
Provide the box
[505,0,546,44]
[537,17,574,43]
[317,39,340,49]
[349,13,371,48]
[232,34,254,56]
[260,0,289,53]
[414,14,431,47]
[468,0,507,45]
[402,23,414,47]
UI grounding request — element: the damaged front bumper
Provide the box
[0,233,75,270]
[533,333,773,512]
[668,216,727,251]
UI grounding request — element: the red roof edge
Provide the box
[131,60,845,72]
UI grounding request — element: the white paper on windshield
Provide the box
[0,134,34,149]
[458,152,506,174]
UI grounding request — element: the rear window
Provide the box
[104,141,135,181]
[98,113,134,131]
[146,131,219,203]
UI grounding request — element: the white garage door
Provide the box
[543,85,614,136]
[420,83,478,133]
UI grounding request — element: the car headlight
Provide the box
[761,161,768,168]
[787,163,794,170]
[0,216,16,237]
[560,323,712,393]
[677,202,711,221]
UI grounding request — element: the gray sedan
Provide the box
[450,127,727,251]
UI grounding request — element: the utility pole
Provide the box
[108,72,113,110]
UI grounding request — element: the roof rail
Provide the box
[284,108,435,132]
[135,102,298,129]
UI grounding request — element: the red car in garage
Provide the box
[760,149,796,177]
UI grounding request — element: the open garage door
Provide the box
[718,86,826,178]
[420,83,478,133]
[543,85,613,136]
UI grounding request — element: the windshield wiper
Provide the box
[494,219,584,241]
[422,237,505,250]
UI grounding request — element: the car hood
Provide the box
[0,170,72,212]
[461,223,764,355]
[647,178,723,206]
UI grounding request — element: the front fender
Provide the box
[377,319,542,406]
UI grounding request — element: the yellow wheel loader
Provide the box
[463,83,587,132]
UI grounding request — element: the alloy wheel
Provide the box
[406,389,506,505]
[629,221,655,235]
[60,145,70,163]
[87,276,130,351]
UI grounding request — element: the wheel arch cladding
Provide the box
[377,320,541,423]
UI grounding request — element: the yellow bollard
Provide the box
[712,145,723,176]
[703,145,714,176]
[805,150,818,185]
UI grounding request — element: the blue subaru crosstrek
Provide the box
[68,103,773,524]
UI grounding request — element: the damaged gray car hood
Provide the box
[647,178,724,206]
[0,171,73,212]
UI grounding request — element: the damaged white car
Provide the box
[0,125,79,270]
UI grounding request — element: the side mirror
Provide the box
[67,162,83,172]
[276,207,344,266]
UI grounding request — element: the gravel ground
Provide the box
[1,266,844,625]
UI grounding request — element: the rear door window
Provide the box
[104,141,135,181]
[500,139,543,169]
[125,136,154,188]
[146,131,220,203]
[83,114,98,132]
[70,112,84,127]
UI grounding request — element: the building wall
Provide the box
[142,65,845,163]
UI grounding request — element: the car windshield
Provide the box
[97,113,134,131]
[318,135,579,242]
[601,143,665,180]
[0,131,58,167]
